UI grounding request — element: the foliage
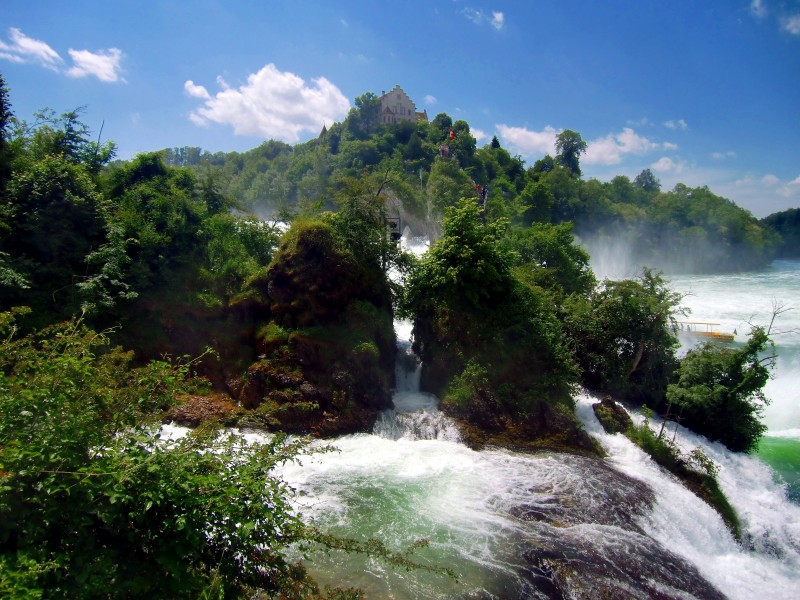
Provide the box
[401,199,578,422]
[555,129,587,177]
[762,207,800,258]
[0,311,435,598]
[666,326,775,453]
[564,269,682,408]
[501,222,596,298]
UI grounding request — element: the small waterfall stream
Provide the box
[372,319,461,442]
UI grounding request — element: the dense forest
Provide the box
[159,91,790,274]
[0,74,787,597]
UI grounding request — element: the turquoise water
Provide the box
[758,436,800,503]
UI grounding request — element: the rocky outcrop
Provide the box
[232,220,395,435]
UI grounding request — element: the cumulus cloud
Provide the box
[712,150,737,160]
[0,27,124,83]
[184,80,211,100]
[651,156,685,174]
[66,48,125,82]
[460,7,505,30]
[762,173,781,186]
[471,128,487,142]
[782,14,800,35]
[0,27,62,69]
[491,11,505,30]
[750,0,767,19]
[664,119,688,130]
[584,128,659,165]
[185,63,351,142]
[732,173,800,206]
[424,94,437,105]
[496,124,557,156]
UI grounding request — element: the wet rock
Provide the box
[592,395,633,435]
[166,392,238,427]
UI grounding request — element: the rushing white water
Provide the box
[667,260,800,435]
[160,246,800,597]
[272,305,800,598]
[576,395,800,599]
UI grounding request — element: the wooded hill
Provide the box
[160,95,785,273]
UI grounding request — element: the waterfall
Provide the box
[575,394,800,599]
[372,318,461,442]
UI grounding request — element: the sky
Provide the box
[1,0,799,217]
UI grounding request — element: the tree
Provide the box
[555,129,587,178]
[0,310,430,598]
[352,91,381,137]
[666,326,775,452]
[633,168,661,193]
[0,73,13,192]
[504,222,596,297]
[564,268,682,407]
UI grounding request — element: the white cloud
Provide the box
[712,150,737,160]
[651,156,685,174]
[761,173,781,186]
[471,128,487,142]
[663,142,679,151]
[496,124,557,156]
[664,119,688,130]
[66,48,125,82]
[584,128,659,165]
[424,94,437,105]
[0,27,62,69]
[461,8,505,29]
[750,0,767,19]
[184,80,211,100]
[782,14,800,35]
[626,117,651,127]
[0,27,124,83]
[491,11,505,30]
[185,63,351,142]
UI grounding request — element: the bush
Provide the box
[666,326,774,453]
[0,310,402,598]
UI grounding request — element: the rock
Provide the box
[592,395,633,434]
[166,392,238,427]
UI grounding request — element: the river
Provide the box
[268,259,800,598]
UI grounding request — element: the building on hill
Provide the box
[378,85,428,125]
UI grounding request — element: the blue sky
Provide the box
[2,0,798,217]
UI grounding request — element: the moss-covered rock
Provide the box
[235,219,395,436]
[592,395,633,434]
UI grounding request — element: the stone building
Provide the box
[378,85,428,125]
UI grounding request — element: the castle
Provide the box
[378,85,428,124]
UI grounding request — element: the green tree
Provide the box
[401,199,578,422]
[0,73,13,192]
[555,129,587,178]
[0,310,427,598]
[564,269,682,408]
[503,222,596,297]
[666,326,775,452]
[633,168,661,193]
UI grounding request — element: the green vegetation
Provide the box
[666,327,775,453]
[0,72,783,595]
[762,208,800,259]
[624,409,741,540]
[564,269,683,410]
[399,199,594,452]
[0,310,442,598]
